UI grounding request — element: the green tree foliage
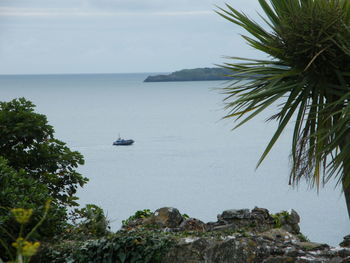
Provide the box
[0,98,89,259]
[217,0,350,217]
[0,157,67,260]
[0,98,88,207]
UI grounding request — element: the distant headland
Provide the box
[144,67,232,82]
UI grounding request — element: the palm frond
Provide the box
[218,0,350,190]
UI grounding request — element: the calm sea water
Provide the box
[1,73,348,246]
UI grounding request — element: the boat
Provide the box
[113,137,134,146]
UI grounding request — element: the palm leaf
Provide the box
[218,0,350,194]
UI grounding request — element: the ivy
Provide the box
[122,209,152,227]
[37,230,174,263]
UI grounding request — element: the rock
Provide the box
[211,223,238,232]
[205,238,264,263]
[283,210,301,234]
[330,258,350,263]
[261,229,298,242]
[251,207,272,220]
[336,248,350,258]
[273,210,301,234]
[160,232,345,263]
[281,224,299,235]
[41,206,350,263]
[162,237,213,263]
[263,256,296,263]
[179,218,207,232]
[218,209,251,221]
[214,207,277,233]
[151,207,183,228]
[294,257,324,263]
[157,206,342,262]
[340,235,350,248]
[289,210,300,225]
[126,207,184,230]
[295,241,329,251]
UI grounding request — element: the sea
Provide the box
[1,73,348,246]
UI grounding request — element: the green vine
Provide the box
[37,230,174,263]
[122,209,153,227]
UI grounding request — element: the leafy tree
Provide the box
[0,98,88,207]
[217,0,350,218]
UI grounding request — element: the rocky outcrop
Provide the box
[123,207,350,263]
[207,207,276,233]
[147,207,183,228]
[162,233,350,263]
[180,218,207,232]
[340,235,350,248]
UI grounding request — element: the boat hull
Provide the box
[113,139,134,146]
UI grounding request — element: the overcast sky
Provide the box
[0,0,265,74]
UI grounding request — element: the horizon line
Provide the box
[0,66,221,77]
[0,72,168,77]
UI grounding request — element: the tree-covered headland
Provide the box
[144,67,232,82]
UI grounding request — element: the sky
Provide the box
[0,0,265,74]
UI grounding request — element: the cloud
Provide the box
[0,0,262,19]
[0,0,264,74]
[0,7,212,17]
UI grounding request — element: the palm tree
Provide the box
[217,0,350,218]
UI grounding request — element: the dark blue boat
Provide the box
[113,137,134,146]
